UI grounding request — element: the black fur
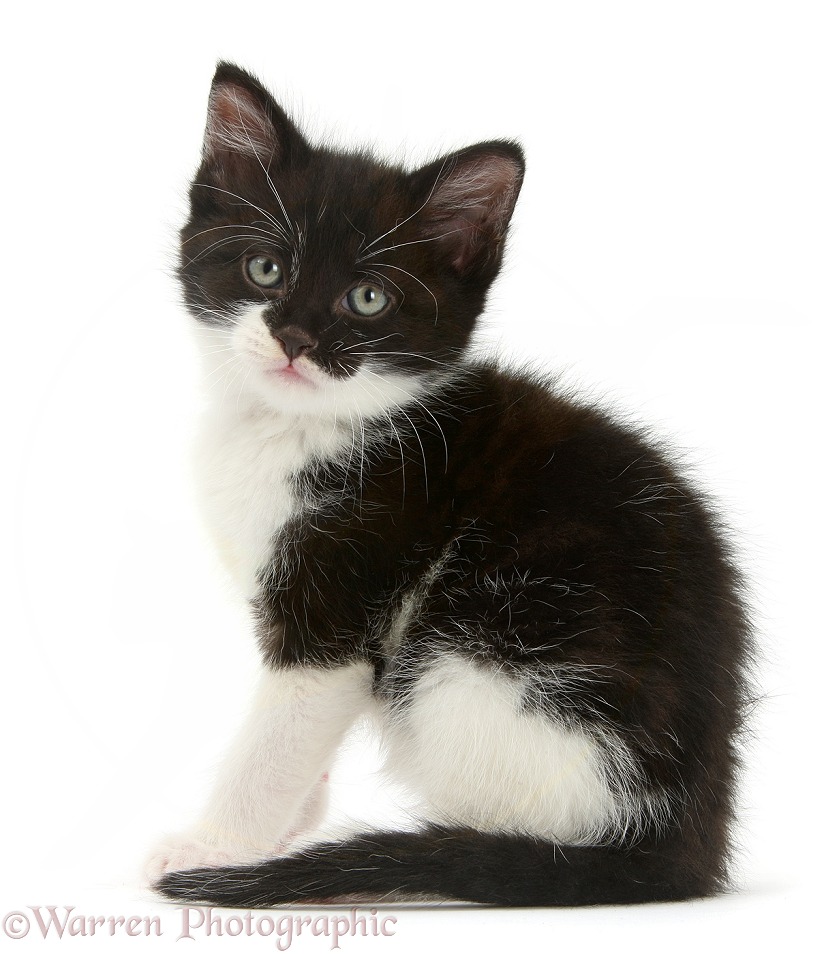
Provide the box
[163,63,752,907]
[158,826,713,907]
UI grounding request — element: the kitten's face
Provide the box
[180,64,524,419]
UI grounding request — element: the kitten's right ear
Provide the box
[200,62,307,171]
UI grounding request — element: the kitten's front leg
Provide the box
[147,660,372,881]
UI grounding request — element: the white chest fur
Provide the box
[194,405,348,598]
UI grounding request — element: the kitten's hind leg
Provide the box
[381,652,650,846]
[147,661,371,882]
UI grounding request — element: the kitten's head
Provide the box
[180,62,524,418]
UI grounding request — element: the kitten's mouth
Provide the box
[259,357,320,389]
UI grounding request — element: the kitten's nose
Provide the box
[274,327,317,362]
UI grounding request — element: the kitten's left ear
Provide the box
[409,142,525,279]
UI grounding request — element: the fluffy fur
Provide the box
[148,62,751,907]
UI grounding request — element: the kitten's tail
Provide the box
[155,825,720,907]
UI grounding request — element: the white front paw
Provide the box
[145,835,257,884]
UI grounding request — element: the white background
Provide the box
[1,1,821,951]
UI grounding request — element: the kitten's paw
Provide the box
[145,836,255,883]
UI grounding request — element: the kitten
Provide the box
[149,62,751,906]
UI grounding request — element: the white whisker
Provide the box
[358,157,452,255]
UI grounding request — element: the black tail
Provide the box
[156,825,720,907]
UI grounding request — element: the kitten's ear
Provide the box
[200,62,307,170]
[410,143,525,278]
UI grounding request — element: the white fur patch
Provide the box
[381,654,657,845]
[384,543,455,656]
[192,397,343,597]
[147,661,372,879]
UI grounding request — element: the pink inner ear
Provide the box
[425,154,522,273]
[205,83,276,159]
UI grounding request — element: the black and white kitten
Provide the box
[149,63,750,906]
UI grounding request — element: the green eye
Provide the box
[246,255,284,289]
[346,284,390,317]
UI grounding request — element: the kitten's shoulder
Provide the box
[460,360,649,453]
[451,360,690,508]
